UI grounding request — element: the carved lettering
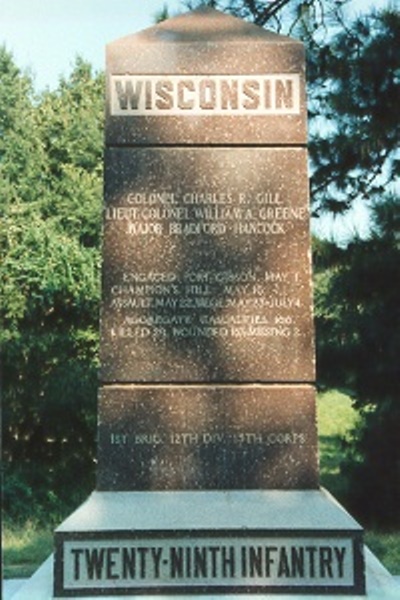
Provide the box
[64,539,352,588]
[111,75,301,116]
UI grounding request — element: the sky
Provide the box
[1,0,183,91]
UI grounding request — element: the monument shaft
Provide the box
[97,7,319,491]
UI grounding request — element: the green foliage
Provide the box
[183,0,340,29]
[0,48,103,523]
[155,4,172,22]
[317,389,360,438]
[314,199,399,402]
[308,7,399,525]
[365,532,400,575]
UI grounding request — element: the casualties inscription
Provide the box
[56,533,361,595]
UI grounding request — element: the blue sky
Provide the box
[1,0,182,90]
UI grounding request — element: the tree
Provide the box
[0,50,104,521]
[314,195,400,525]
[182,0,346,30]
[181,2,399,218]
[306,6,399,525]
[308,9,400,216]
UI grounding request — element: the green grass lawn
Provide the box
[3,521,54,578]
[3,389,400,578]
[317,388,360,499]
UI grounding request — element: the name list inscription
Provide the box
[105,190,308,237]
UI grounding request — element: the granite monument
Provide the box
[50,9,368,596]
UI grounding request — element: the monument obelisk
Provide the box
[97,9,318,494]
[52,7,368,597]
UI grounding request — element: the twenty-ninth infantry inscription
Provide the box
[100,146,314,384]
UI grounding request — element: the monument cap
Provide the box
[106,7,307,146]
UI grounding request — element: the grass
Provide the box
[317,387,360,499]
[364,532,400,575]
[2,521,54,579]
[3,389,399,578]
[317,389,400,575]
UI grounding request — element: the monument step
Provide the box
[56,489,360,532]
[51,489,366,596]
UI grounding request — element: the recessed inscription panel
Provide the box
[111,74,301,116]
[100,147,314,383]
[97,385,318,491]
[56,531,364,596]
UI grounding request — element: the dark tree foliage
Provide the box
[308,9,400,215]
[183,0,346,30]
[314,196,400,525]
[308,7,400,526]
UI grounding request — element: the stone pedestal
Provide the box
[10,493,400,599]
[53,490,365,596]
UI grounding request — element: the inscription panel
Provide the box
[97,385,318,491]
[100,147,314,383]
[110,74,301,116]
[55,531,364,596]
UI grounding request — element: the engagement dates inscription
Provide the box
[101,147,314,382]
[109,268,302,342]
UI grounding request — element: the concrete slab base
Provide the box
[8,550,400,599]
[8,490,400,599]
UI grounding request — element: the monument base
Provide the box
[9,490,400,599]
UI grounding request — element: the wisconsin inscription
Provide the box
[111,74,301,115]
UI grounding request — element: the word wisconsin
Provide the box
[110,74,301,116]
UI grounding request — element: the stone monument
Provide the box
[11,7,400,600]
[52,7,366,596]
